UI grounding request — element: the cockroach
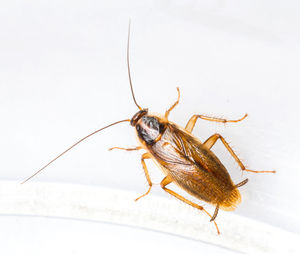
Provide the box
[22,23,276,234]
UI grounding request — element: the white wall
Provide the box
[0,0,299,252]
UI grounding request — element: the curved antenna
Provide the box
[21,119,130,184]
[127,20,142,110]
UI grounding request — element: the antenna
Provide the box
[22,119,130,184]
[127,20,142,110]
[22,21,140,183]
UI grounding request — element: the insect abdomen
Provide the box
[219,188,241,211]
[169,169,240,210]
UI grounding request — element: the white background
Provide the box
[0,0,300,253]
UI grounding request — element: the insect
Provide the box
[22,23,276,234]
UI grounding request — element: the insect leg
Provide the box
[185,114,247,133]
[203,134,276,173]
[108,146,141,151]
[164,87,180,119]
[135,153,153,201]
[160,176,220,234]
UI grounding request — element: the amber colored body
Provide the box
[23,86,275,234]
[110,88,275,234]
[142,120,241,211]
[22,26,275,234]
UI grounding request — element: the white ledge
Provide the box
[0,181,298,254]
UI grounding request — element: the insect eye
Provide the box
[130,109,148,126]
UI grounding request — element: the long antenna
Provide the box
[21,119,130,184]
[127,20,142,110]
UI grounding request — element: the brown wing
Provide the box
[149,122,239,207]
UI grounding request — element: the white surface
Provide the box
[0,181,299,254]
[0,0,300,252]
[0,216,235,254]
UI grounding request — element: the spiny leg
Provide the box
[164,87,180,119]
[203,134,276,173]
[160,176,220,234]
[135,153,153,201]
[185,113,248,133]
[108,146,142,151]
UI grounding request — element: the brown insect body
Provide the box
[133,110,241,213]
[23,23,275,234]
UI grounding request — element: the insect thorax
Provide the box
[136,116,165,145]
